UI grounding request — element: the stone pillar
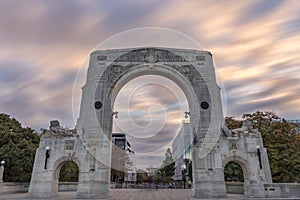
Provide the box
[261,147,272,183]
[247,156,266,198]
[27,148,55,198]
[76,134,110,199]
[192,149,227,199]
[76,170,109,199]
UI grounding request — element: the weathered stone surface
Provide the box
[28,47,272,199]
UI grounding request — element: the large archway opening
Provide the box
[110,74,190,189]
[71,47,224,199]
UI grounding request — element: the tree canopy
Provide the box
[59,161,79,182]
[224,161,244,182]
[136,169,149,183]
[157,148,175,183]
[0,113,40,182]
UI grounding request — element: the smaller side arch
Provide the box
[223,156,251,197]
[52,156,81,196]
[222,156,250,178]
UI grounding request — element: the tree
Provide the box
[242,111,280,144]
[157,148,174,183]
[59,161,79,182]
[0,113,40,182]
[136,169,148,183]
[224,161,244,182]
[225,117,243,130]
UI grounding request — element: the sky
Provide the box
[1,0,300,169]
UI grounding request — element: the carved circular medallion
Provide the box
[94,101,103,109]
[201,101,209,109]
[112,65,122,73]
[145,53,157,63]
[182,65,191,74]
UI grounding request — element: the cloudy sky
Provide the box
[1,0,300,169]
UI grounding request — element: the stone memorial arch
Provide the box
[28,47,272,199]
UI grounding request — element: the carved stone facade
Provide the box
[28,121,84,198]
[28,47,272,199]
[220,121,272,197]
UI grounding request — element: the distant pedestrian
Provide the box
[155,179,159,190]
[148,177,153,191]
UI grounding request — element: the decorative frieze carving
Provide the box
[114,48,187,62]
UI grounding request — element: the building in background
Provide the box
[124,140,137,187]
[172,120,192,188]
[111,133,136,188]
[145,167,159,176]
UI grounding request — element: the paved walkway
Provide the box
[0,190,233,200]
[0,190,299,200]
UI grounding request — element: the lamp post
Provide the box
[112,111,119,119]
[256,145,262,169]
[184,154,191,188]
[181,163,186,189]
[44,146,50,170]
[0,160,5,183]
[184,111,190,119]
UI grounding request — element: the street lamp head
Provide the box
[0,160,5,165]
[113,111,118,119]
[184,111,190,119]
[256,145,260,150]
[45,146,50,150]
